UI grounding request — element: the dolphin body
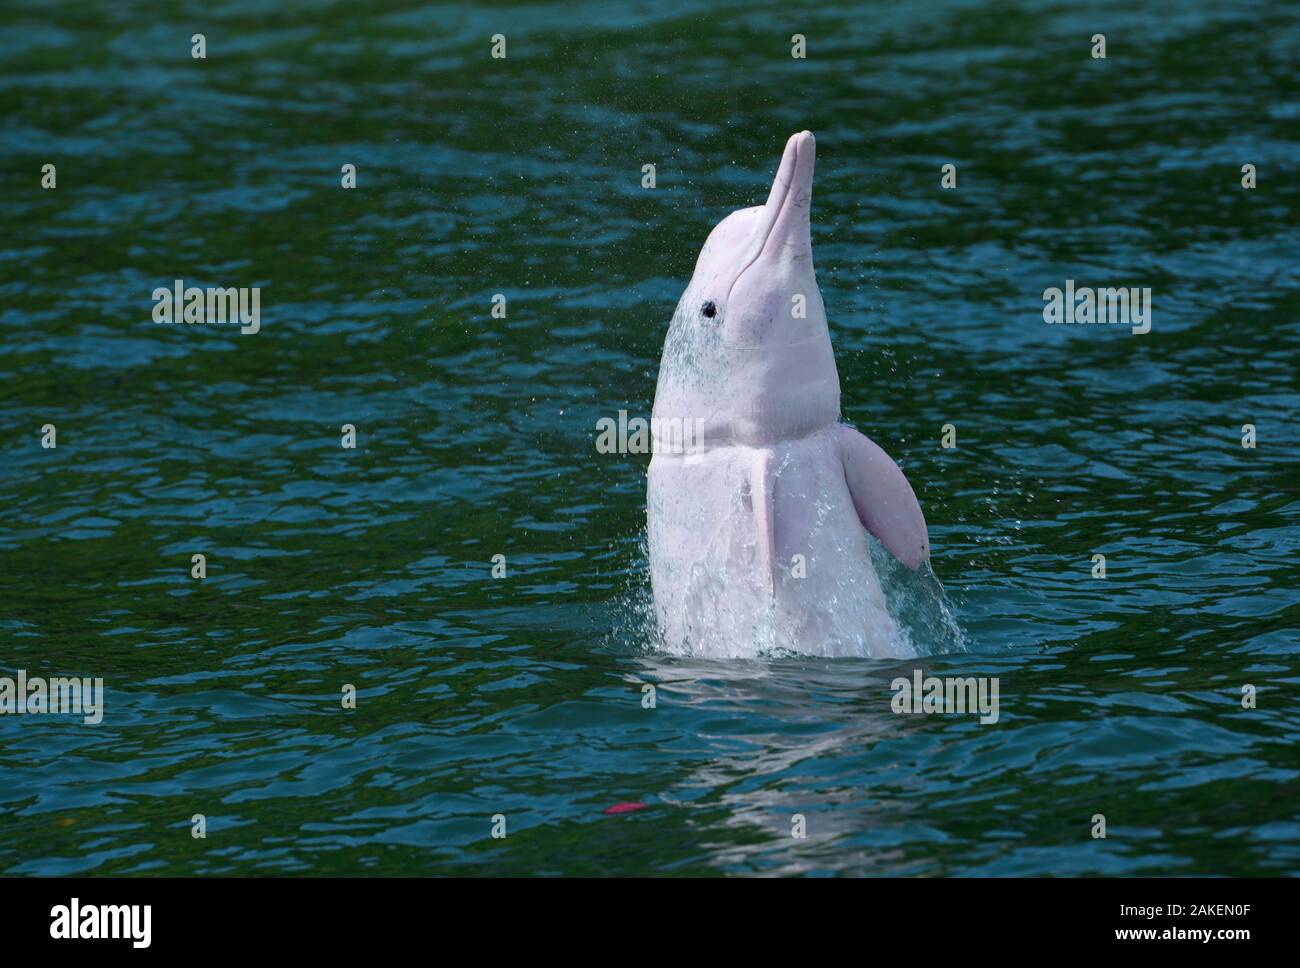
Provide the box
[646,131,930,658]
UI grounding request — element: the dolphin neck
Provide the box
[650,415,840,456]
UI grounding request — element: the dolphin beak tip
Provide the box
[782,130,816,190]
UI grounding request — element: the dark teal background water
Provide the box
[1,0,1298,875]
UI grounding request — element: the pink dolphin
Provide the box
[646,132,930,658]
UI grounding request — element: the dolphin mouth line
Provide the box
[723,143,801,308]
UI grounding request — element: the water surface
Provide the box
[1,0,1298,875]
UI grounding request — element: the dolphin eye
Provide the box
[701,301,717,319]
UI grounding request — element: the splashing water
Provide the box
[869,535,968,656]
[611,520,966,659]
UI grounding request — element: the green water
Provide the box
[1,0,1298,875]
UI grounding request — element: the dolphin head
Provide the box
[653,131,841,448]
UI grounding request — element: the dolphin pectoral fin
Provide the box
[836,424,930,570]
[751,450,777,596]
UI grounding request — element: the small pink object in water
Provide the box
[603,801,646,815]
